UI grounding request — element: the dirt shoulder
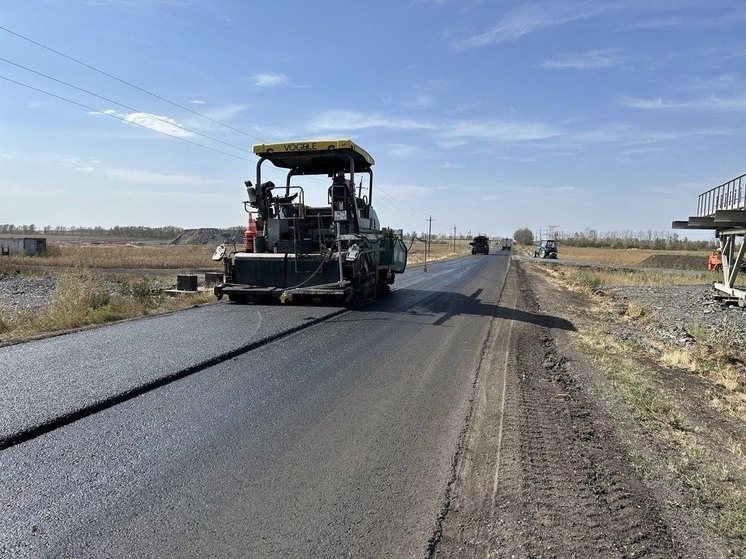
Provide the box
[434,258,744,558]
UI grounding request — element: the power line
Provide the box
[376,187,431,219]
[372,197,424,222]
[376,186,455,231]
[0,24,451,225]
[0,74,253,162]
[0,24,265,142]
[0,56,253,155]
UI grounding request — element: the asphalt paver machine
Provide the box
[213,139,408,304]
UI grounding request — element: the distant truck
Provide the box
[501,238,513,251]
[470,235,490,255]
[533,239,558,259]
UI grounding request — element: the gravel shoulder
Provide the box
[434,257,744,558]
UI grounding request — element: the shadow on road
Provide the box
[359,287,576,332]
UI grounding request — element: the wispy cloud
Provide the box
[623,10,746,31]
[307,110,436,131]
[73,0,201,14]
[389,144,420,157]
[572,122,730,147]
[192,104,251,122]
[704,96,746,111]
[677,73,741,92]
[623,15,685,30]
[190,99,206,105]
[452,3,608,50]
[383,94,436,109]
[377,183,433,202]
[55,156,100,172]
[103,167,226,186]
[539,49,622,69]
[620,95,746,112]
[251,72,291,88]
[444,118,560,142]
[618,96,691,110]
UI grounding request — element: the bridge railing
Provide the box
[698,172,746,217]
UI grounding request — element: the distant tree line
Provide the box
[512,227,712,251]
[405,231,486,241]
[0,224,187,239]
[2,223,709,250]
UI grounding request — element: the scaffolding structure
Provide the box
[673,172,746,305]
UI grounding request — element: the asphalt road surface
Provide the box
[1,252,512,558]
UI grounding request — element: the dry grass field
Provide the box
[407,239,472,265]
[516,244,707,266]
[514,243,715,286]
[3,244,223,272]
[0,243,220,345]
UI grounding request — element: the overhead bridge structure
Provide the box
[673,172,746,305]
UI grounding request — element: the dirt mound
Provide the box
[638,254,705,271]
[169,228,243,246]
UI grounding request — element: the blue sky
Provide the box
[1,0,745,239]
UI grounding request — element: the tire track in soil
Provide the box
[434,261,682,558]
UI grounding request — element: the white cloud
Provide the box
[124,112,194,138]
[252,72,291,88]
[92,108,194,138]
[190,99,206,104]
[0,153,13,160]
[539,49,621,69]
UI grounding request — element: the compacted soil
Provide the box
[433,258,744,558]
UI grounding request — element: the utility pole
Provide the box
[424,216,432,272]
[427,215,432,259]
[453,226,456,252]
